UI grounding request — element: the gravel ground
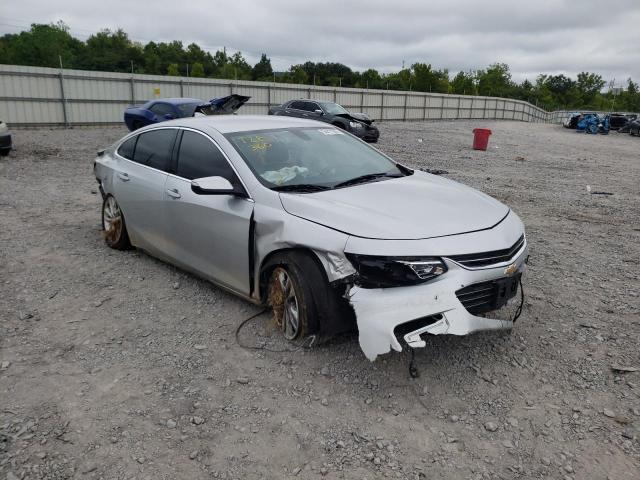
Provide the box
[1,120,639,480]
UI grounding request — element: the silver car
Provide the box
[94,116,528,361]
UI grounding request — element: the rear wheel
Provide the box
[102,195,131,250]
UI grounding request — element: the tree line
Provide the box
[1,22,638,112]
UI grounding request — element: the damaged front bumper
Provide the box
[348,241,528,361]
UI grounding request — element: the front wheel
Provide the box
[101,195,131,250]
[265,251,354,343]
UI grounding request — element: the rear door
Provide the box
[112,128,178,255]
[163,129,254,295]
[284,100,308,118]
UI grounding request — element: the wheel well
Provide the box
[258,248,328,303]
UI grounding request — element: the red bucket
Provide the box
[472,128,492,151]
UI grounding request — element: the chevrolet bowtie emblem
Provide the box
[504,263,518,276]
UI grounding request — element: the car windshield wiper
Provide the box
[333,172,404,189]
[271,184,331,193]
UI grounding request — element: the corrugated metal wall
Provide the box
[0,64,551,127]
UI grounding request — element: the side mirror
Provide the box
[191,176,247,197]
[314,109,323,115]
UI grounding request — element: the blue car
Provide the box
[124,94,250,131]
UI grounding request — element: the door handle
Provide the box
[117,172,130,181]
[166,188,181,199]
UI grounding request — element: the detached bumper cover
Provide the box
[348,242,528,361]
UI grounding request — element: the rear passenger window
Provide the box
[117,136,136,160]
[133,129,177,171]
[176,131,238,185]
[290,101,307,110]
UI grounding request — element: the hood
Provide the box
[195,94,251,115]
[335,112,373,125]
[279,171,509,240]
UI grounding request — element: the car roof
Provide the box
[166,115,327,134]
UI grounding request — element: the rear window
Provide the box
[132,129,177,172]
[117,136,136,160]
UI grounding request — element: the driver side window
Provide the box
[176,130,241,189]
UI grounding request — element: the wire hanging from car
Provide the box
[512,277,525,323]
[234,308,317,353]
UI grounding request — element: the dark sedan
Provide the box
[268,99,379,142]
[124,94,250,131]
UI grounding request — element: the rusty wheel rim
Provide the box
[103,196,123,243]
[270,267,301,340]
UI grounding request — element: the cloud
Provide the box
[1,0,639,83]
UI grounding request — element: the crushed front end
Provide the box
[343,211,528,361]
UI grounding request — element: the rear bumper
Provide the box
[349,240,528,361]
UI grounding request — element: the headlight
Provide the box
[349,121,363,129]
[345,254,447,288]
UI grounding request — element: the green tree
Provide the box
[79,29,143,72]
[190,62,205,77]
[287,65,308,84]
[359,68,382,89]
[167,63,180,76]
[451,71,477,95]
[411,63,449,93]
[0,21,85,68]
[252,53,273,81]
[576,72,605,106]
[476,63,513,97]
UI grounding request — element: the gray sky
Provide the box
[1,0,639,85]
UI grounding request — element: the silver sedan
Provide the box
[94,116,528,361]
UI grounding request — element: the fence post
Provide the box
[307,87,311,99]
[267,85,271,111]
[180,79,184,97]
[58,66,69,127]
[360,90,364,112]
[381,92,385,121]
[483,97,487,119]
[423,94,427,121]
[130,75,135,105]
[229,83,234,95]
[334,89,337,102]
[440,96,445,119]
[403,93,408,121]
[456,96,461,120]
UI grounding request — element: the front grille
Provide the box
[448,235,525,268]
[455,275,520,315]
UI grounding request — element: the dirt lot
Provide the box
[1,120,639,480]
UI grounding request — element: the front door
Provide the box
[163,130,253,295]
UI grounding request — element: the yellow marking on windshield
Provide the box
[237,135,273,151]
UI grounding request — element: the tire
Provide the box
[101,195,131,250]
[0,149,9,157]
[263,251,354,342]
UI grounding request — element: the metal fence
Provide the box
[0,64,553,127]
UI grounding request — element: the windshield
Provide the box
[319,102,349,115]
[225,127,404,190]
[176,103,201,117]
